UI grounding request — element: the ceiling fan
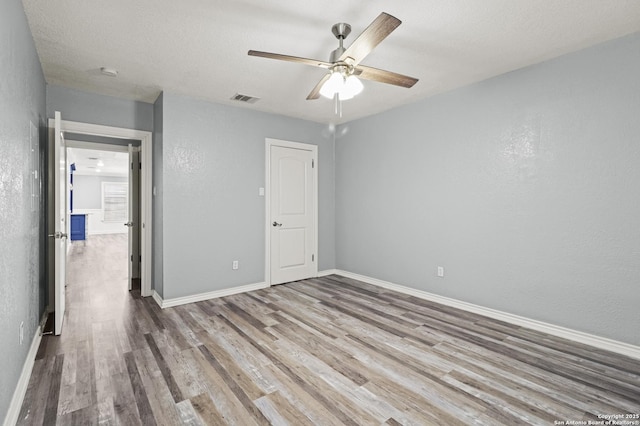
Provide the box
[248,12,418,103]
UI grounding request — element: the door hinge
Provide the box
[312,159,314,168]
[312,254,315,262]
[139,162,141,170]
[131,162,133,170]
[139,255,141,262]
[130,254,133,262]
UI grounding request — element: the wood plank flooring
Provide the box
[18,235,640,424]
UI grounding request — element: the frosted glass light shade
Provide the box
[319,72,344,99]
[319,72,363,100]
[341,75,363,100]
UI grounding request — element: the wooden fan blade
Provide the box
[306,73,331,100]
[248,50,332,69]
[355,65,418,88]
[338,12,401,66]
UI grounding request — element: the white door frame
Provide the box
[264,138,318,286]
[50,119,153,297]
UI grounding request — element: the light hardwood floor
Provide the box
[18,235,640,425]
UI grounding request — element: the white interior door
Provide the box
[53,111,67,335]
[269,143,317,285]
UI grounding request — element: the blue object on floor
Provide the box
[70,214,86,241]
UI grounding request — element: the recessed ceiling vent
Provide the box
[231,93,260,104]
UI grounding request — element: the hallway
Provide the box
[65,234,132,329]
[19,234,137,424]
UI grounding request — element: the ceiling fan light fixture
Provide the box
[319,70,363,100]
[319,71,344,99]
[248,12,418,107]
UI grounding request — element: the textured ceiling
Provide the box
[22,0,640,124]
[68,148,129,176]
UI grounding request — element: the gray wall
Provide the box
[0,0,46,420]
[47,85,154,132]
[73,175,128,210]
[160,93,335,299]
[153,93,164,296]
[336,32,640,346]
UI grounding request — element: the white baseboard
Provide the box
[153,281,269,309]
[317,269,339,277]
[3,325,42,426]
[330,270,640,360]
[152,290,163,308]
[152,271,342,309]
[152,271,339,310]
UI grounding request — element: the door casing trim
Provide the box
[49,119,153,297]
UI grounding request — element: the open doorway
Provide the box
[66,143,141,294]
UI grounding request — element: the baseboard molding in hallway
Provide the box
[4,325,42,426]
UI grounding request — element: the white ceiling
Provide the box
[68,148,129,177]
[22,0,640,124]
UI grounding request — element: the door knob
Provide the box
[48,231,68,239]
[272,221,282,227]
[124,221,133,227]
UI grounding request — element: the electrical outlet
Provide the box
[232,260,239,270]
[20,321,24,345]
[437,266,445,278]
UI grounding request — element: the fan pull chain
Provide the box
[334,93,343,118]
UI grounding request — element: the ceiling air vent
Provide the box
[231,93,260,104]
